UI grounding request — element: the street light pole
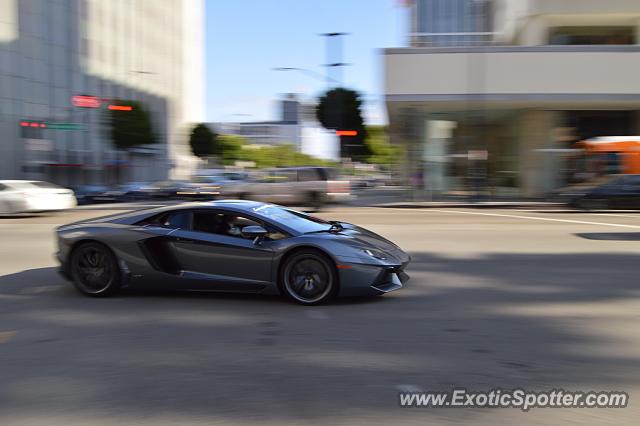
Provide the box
[272,67,340,85]
[319,32,350,88]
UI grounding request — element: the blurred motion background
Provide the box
[1,0,640,209]
[387,0,640,200]
[0,0,203,188]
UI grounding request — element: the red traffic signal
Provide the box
[108,105,133,111]
[20,120,46,128]
[336,130,358,136]
[72,95,101,108]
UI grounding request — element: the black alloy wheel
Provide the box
[70,242,121,297]
[281,250,337,305]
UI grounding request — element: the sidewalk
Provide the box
[369,200,563,209]
[353,187,562,209]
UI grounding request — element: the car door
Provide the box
[618,176,640,209]
[271,169,298,204]
[603,176,632,209]
[169,209,275,291]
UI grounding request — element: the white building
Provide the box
[385,0,640,196]
[210,95,339,161]
[0,0,203,186]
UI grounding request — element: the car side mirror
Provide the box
[242,225,268,243]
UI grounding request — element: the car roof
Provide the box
[135,200,269,217]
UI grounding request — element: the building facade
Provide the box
[0,0,203,187]
[385,0,640,197]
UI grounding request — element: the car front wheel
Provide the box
[70,242,122,297]
[281,250,337,305]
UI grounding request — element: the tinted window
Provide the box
[192,211,266,240]
[298,169,320,182]
[161,211,191,229]
[626,176,640,186]
[317,167,338,181]
[272,170,297,183]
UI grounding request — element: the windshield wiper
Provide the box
[306,221,344,234]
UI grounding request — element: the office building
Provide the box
[385,0,640,196]
[0,0,204,186]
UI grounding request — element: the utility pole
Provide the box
[320,33,349,160]
[320,32,350,88]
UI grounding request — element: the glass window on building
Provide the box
[549,27,635,45]
[414,0,493,46]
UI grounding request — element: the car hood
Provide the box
[333,223,409,264]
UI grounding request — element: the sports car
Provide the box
[55,200,410,305]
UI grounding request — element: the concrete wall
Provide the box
[385,48,640,98]
[495,0,640,45]
[517,110,558,197]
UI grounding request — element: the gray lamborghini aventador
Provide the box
[55,200,410,305]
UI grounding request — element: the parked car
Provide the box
[118,181,189,200]
[557,174,640,210]
[74,185,112,204]
[221,167,350,208]
[0,180,76,214]
[110,182,156,201]
[179,175,237,200]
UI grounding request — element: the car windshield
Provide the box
[30,181,62,189]
[251,205,331,234]
[9,181,60,190]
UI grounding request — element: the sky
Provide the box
[204,0,408,125]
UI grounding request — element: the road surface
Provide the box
[0,205,639,425]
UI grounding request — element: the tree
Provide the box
[216,134,245,165]
[316,87,371,161]
[366,125,404,169]
[213,134,335,168]
[189,123,218,159]
[107,100,156,150]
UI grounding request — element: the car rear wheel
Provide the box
[577,198,608,211]
[306,192,324,210]
[70,242,121,297]
[281,250,337,305]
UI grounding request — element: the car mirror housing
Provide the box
[242,225,268,240]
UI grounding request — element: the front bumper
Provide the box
[325,193,352,204]
[56,251,72,281]
[337,261,410,297]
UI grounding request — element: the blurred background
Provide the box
[2,0,640,210]
[2,2,640,425]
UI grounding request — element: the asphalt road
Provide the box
[1,205,639,425]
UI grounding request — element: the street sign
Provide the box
[45,122,85,130]
[72,95,101,108]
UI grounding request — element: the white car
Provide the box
[0,180,76,214]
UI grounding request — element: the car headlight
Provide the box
[362,248,387,260]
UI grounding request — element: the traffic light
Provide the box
[108,105,133,111]
[19,120,46,138]
[20,120,46,128]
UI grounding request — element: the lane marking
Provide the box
[431,209,640,229]
[584,212,640,219]
[0,331,16,343]
[522,210,640,220]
